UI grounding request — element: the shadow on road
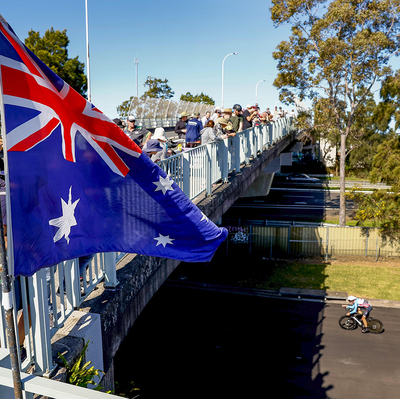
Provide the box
[114,250,335,398]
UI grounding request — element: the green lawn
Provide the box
[235,262,400,301]
[173,258,400,301]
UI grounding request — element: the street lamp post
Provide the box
[255,79,266,106]
[221,52,237,109]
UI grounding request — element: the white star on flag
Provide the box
[49,186,80,244]
[154,234,175,248]
[201,213,210,222]
[153,176,174,195]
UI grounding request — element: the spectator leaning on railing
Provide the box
[214,117,236,139]
[242,105,258,130]
[201,120,227,144]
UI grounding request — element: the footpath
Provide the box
[165,279,400,309]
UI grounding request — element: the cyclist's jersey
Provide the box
[347,298,370,314]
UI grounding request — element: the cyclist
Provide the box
[342,295,372,333]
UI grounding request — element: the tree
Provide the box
[24,27,87,97]
[143,76,174,99]
[348,133,400,241]
[271,0,400,226]
[180,92,215,105]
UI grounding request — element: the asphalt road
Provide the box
[224,188,356,223]
[113,286,400,399]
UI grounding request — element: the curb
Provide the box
[165,280,400,309]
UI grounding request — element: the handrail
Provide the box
[0,349,119,398]
[158,117,295,200]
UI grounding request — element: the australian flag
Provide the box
[0,18,227,277]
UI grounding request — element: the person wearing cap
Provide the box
[242,105,258,130]
[186,112,203,148]
[143,127,171,161]
[211,106,222,122]
[175,112,190,140]
[124,115,150,147]
[143,139,164,163]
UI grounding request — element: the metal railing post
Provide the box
[234,134,241,172]
[325,226,329,261]
[206,145,212,196]
[104,253,119,289]
[182,151,190,197]
[222,139,229,182]
[65,259,81,308]
[28,269,54,376]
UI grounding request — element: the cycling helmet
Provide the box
[233,104,242,112]
[347,295,357,302]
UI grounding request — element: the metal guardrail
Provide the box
[0,252,121,377]
[0,348,119,398]
[0,117,295,395]
[159,117,295,200]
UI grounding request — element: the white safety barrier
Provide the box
[159,118,295,199]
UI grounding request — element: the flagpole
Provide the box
[0,14,23,398]
[85,0,91,102]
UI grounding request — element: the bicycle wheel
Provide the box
[368,318,384,334]
[339,315,357,330]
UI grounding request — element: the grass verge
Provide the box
[173,257,400,301]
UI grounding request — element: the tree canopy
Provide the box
[25,27,87,97]
[180,92,215,105]
[143,76,174,99]
[271,0,400,226]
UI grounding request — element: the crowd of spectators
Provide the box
[114,103,296,162]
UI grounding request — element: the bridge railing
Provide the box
[0,349,120,398]
[159,117,295,200]
[0,251,122,377]
[0,117,295,390]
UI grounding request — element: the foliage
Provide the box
[347,93,388,173]
[180,91,215,105]
[347,133,400,241]
[143,76,174,99]
[25,27,87,97]
[58,340,104,389]
[373,70,400,131]
[270,0,400,226]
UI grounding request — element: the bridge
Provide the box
[0,117,298,398]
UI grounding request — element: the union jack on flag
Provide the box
[0,18,227,277]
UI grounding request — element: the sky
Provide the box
[2,0,299,119]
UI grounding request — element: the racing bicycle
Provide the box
[339,311,384,334]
